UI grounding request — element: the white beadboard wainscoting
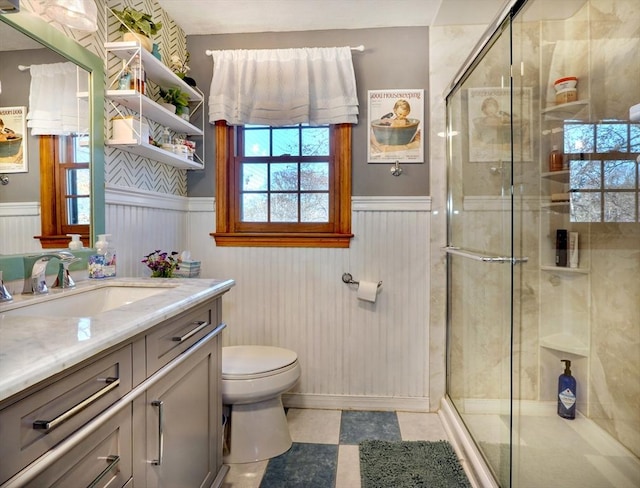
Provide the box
[106,188,432,411]
[0,202,43,255]
[105,185,190,277]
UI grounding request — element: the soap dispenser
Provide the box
[89,234,116,279]
[557,359,577,419]
[96,234,116,278]
[67,234,84,250]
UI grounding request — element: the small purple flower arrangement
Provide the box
[142,250,180,278]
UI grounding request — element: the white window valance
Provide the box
[208,46,359,126]
[26,62,89,135]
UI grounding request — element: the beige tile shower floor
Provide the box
[221,408,450,488]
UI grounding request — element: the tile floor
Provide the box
[221,408,452,488]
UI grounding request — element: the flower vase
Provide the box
[151,270,172,278]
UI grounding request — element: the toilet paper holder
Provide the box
[341,273,382,288]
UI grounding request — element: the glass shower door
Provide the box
[445,17,518,487]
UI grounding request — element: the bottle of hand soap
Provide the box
[96,234,116,278]
[557,359,577,419]
[67,234,84,250]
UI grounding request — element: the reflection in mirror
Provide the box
[0,11,104,256]
[0,22,63,212]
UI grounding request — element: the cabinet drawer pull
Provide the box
[171,320,209,342]
[151,400,164,466]
[87,454,120,488]
[33,377,120,431]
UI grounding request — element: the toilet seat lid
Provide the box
[222,346,298,376]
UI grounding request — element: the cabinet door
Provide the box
[24,407,132,488]
[144,332,220,488]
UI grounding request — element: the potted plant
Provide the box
[170,53,196,87]
[159,87,190,117]
[112,6,162,52]
[141,250,180,278]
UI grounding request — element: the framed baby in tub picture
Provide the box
[367,89,424,163]
[467,87,532,163]
[0,106,28,173]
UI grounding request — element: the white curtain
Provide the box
[208,47,359,126]
[27,62,89,135]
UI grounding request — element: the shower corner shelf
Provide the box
[540,201,570,213]
[541,99,590,120]
[540,170,570,182]
[540,265,589,274]
[540,333,589,357]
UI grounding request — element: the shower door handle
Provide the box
[443,247,528,264]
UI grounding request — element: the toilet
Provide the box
[222,345,301,464]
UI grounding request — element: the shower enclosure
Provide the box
[443,0,639,486]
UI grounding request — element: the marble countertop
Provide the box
[0,277,235,403]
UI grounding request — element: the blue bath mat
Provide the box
[359,439,471,487]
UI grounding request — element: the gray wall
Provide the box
[0,47,67,202]
[186,26,430,197]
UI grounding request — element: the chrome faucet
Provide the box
[52,256,82,289]
[0,270,12,303]
[22,251,76,295]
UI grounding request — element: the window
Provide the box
[565,121,640,223]
[37,135,91,248]
[213,121,353,247]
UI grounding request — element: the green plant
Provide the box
[112,6,162,37]
[160,87,190,114]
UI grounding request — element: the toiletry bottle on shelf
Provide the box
[130,55,145,94]
[569,232,579,268]
[118,60,131,90]
[160,127,171,146]
[549,145,563,172]
[556,229,568,267]
[557,359,577,419]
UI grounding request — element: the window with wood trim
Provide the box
[37,135,90,248]
[213,121,353,247]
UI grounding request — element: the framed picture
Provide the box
[367,89,424,163]
[467,87,532,162]
[0,106,28,173]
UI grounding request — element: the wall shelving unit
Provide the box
[105,41,204,170]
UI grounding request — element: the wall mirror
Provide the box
[0,10,104,258]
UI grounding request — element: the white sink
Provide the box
[1,284,174,317]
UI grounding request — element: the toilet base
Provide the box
[224,396,292,464]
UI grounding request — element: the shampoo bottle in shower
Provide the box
[557,359,577,419]
[549,145,564,172]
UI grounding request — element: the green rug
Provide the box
[359,440,471,488]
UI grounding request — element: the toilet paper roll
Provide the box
[357,281,379,302]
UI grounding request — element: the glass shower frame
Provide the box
[445,0,640,486]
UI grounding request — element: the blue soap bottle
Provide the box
[557,359,577,419]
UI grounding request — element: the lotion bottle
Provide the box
[557,359,577,419]
[549,145,564,172]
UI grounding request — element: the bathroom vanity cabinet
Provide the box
[0,279,232,488]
